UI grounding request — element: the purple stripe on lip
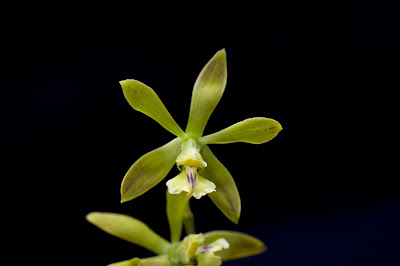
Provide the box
[190,172,194,190]
[187,173,191,187]
[187,172,195,190]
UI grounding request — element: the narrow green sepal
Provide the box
[200,145,241,224]
[203,231,267,261]
[121,138,182,203]
[86,212,171,255]
[186,49,227,137]
[120,79,185,138]
[201,117,282,144]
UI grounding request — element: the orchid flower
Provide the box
[86,212,266,266]
[120,49,282,223]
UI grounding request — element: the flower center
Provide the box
[175,138,207,170]
[166,138,215,199]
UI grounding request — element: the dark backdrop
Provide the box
[3,1,398,265]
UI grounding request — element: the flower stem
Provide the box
[183,201,196,235]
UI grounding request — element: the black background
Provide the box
[2,1,398,265]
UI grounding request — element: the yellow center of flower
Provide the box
[179,154,204,168]
[175,138,207,169]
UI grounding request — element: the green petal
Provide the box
[121,138,182,203]
[108,258,142,266]
[200,145,241,224]
[167,191,190,243]
[86,212,170,255]
[203,231,267,261]
[201,117,282,144]
[120,79,185,138]
[185,49,227,137]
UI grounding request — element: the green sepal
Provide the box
[121,138,182,203]
[167,191,191,243]
[86,212,170,255]
[120,79,185,138]
[186,49,227,137]
[203,231,267,261]
[201,117,282,144]
[200,145,241,224]
[108,257,142,266]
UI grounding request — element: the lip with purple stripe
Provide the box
[187,172,196,190]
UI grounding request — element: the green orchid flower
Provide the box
[120,49,282,223]
[86,211,266,266]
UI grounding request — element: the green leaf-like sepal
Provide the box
[200,145,241,224]
[120,79,185,138]
[86,212,170,255]
[201,117,282,144]
[121,138,182,203]
[186,49,227,137]
[203,231,267,261]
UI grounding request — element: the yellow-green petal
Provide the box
[167,191,190,243]
[86,212,170,255]
[200,145,241,224]
[121,138,182,203]
[201,117,282,144]
[120,79,185,138]
[203,231,267,261]
[185,49,227,137]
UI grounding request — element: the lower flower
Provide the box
[172,233,229,266]
[86,212,267,266]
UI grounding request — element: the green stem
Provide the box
[183,201,196,235]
